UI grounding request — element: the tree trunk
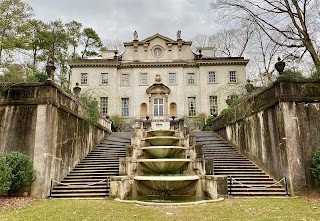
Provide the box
[33,48,37,70]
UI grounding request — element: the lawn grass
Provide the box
[0,197,319,221]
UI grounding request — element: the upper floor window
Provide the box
[229,71,237,83]
[188,97,196,116]
[121,98,129,117]
[121,74,129,86]
[80,73,88,85]
[208,71,216,83]
[140,73,148,85]
[101,73,108,84]
[169,73,176,84]
[187,73,195,85]
[209,96,218,115]
[100,97,108,116]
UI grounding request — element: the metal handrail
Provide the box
[228,176,290,198]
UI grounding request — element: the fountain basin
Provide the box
[138,159,190,173]
[141,146,187,158]
[135,175,199,191]
[144,136,179,146]
[148,130,175,136]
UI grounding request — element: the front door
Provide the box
[153,98,164,119]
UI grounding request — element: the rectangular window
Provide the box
[140,73,148,85]
[208,71,216,83]
[121,98,129,117]
[209,96,218,115]
[188,97,196,116]
[80,73,88,85]
[229,71,237,83]
[101,73,108,84]
[100,97,108,116]
[187,73,195,85]
[154,98,164,117]
[169,73,176,84]
[121,74,129,86]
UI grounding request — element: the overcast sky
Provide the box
[25,0,219,43]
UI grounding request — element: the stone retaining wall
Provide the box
[213,78,320,195]
[0,81,111,198]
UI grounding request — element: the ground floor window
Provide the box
[121,98,129,117]
[209,96,218,115]
[100,97,108,116]
[188,97,196,116]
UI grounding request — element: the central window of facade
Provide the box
[153,98,164,117]
[153,47,163,57]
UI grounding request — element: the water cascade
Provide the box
[110,119,227,204]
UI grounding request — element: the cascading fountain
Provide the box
[110,118,227,204]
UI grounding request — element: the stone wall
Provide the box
[213,78,320,195]
[0,81,111,198]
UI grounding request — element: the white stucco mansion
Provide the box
[69,31,249,120]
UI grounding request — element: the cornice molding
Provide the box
[69,59,249,68]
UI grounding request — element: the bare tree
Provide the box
[210,0,320,71]
[192,25,254,57]
[103,39,125,54]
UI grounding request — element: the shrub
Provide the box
[110,115,128,132]
[0,155,11,195]
[34,71,48,82]
[192,113,207,130]
[282,69,303,78]
[79,95,100,128]
[5,152,36,196]
[311,148,320,187]
[203,116,215,131]
[311,71,320,78]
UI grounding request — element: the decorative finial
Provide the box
[275,57,285,75]
[177,30,182,41]
[45,59,56,80]
[133,31,138,41]
[73,82,81,96]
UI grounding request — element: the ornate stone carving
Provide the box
[155,74,162,83]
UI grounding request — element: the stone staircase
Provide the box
[193,131,288,197]
[50,132,130,198]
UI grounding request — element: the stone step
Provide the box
[52,188,107,193]
[50,192,108,198]
[53,185,107,190]
[215,166,259,169]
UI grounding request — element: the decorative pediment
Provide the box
[141,33,175,43]
[146,83,171,95]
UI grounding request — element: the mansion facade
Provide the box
[69,32,249,120]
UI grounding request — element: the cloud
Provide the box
[26,0,218,42]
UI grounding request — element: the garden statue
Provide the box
[133,31,138,41]
[177,30,182,40]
